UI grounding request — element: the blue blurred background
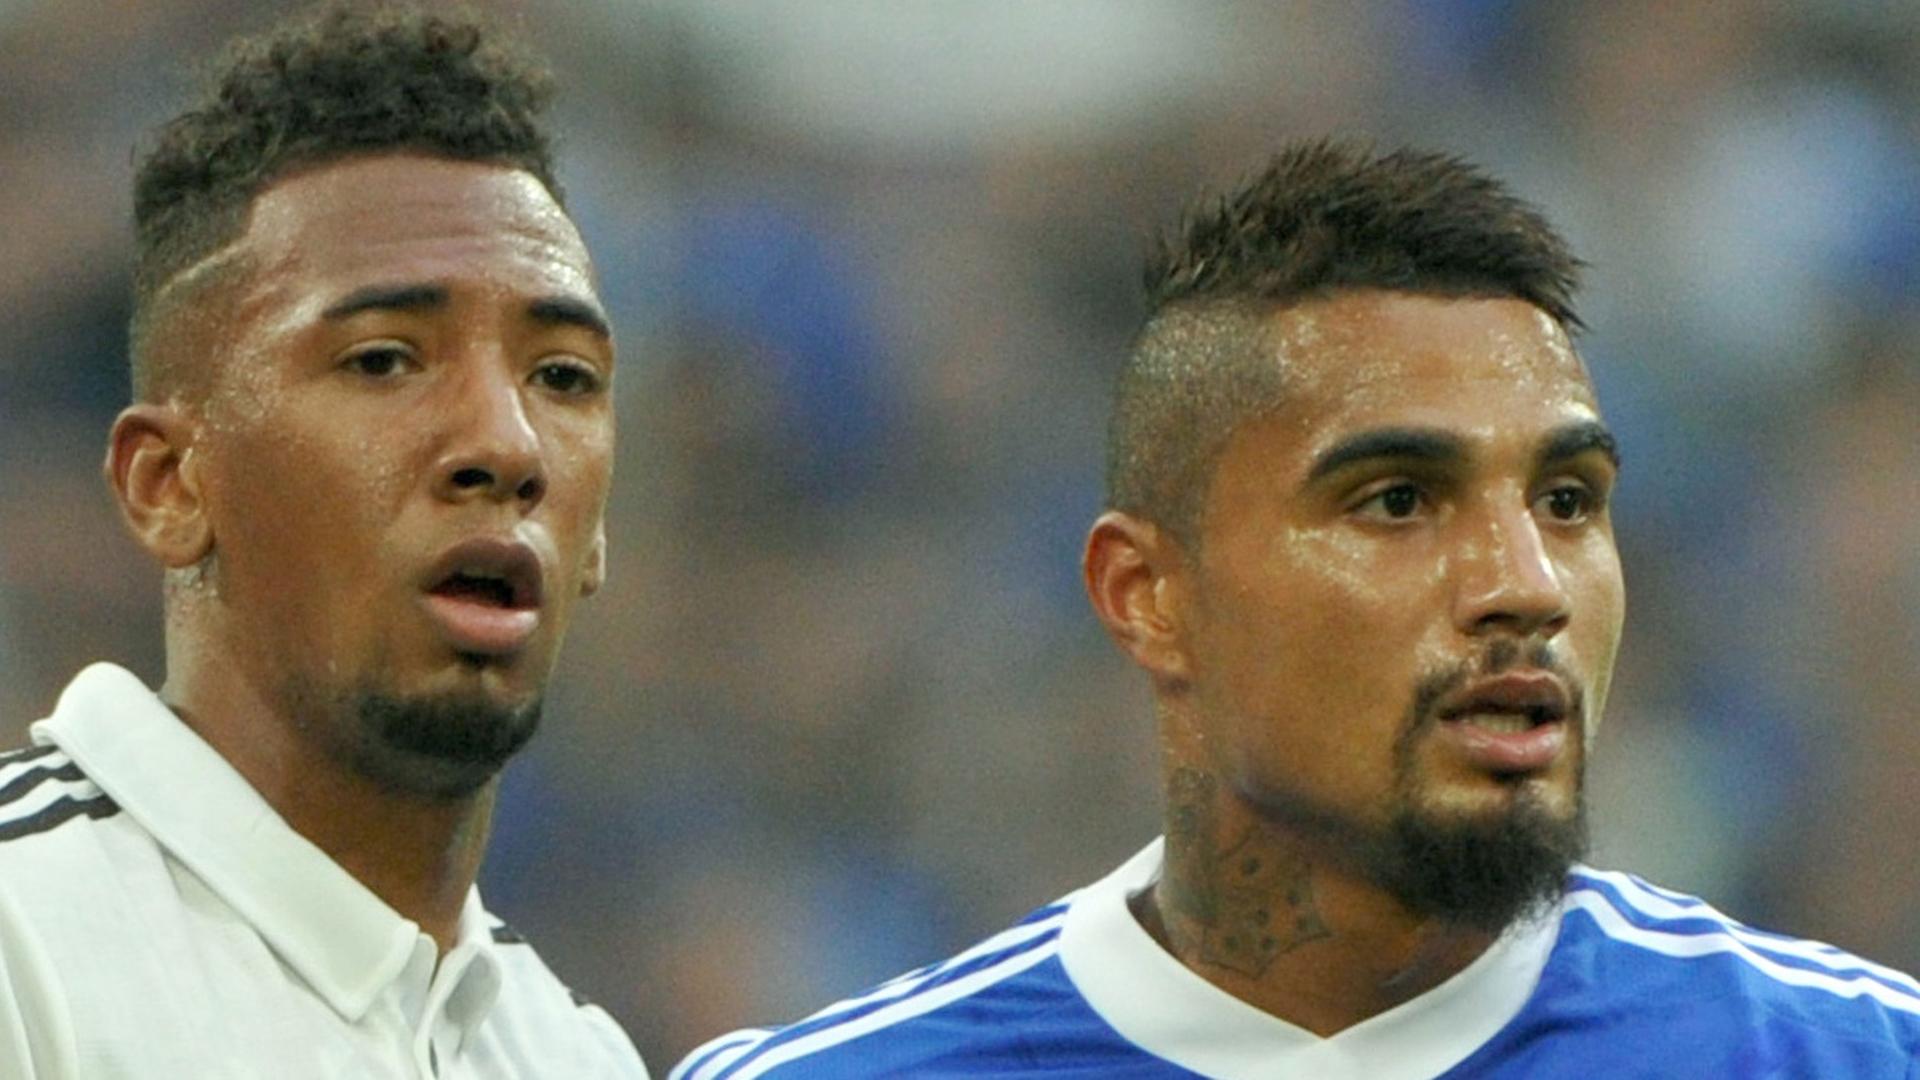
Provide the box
[2,0,1916,1063]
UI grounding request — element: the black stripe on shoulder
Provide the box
[486,923,600,1010]
[0,762,85,811]
[0,795,120,843]
[0,745,60,767]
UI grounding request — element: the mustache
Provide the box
[1407,639,1585,731]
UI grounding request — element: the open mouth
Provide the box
[432,571,521,609]
[1440,704,1562,732]
[422,538,545,611]
[1430,672,1575,773]
[1435,671,1571,729]
[418,538,547,656]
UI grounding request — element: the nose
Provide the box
[1452,499,1571,640]
[433,360,546,509]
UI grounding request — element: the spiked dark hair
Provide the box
[128,3,561,398]
[1106,140,1584,544]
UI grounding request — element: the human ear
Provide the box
[104,403,213,569]
[1082,510,1194,685]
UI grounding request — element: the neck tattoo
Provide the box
[1160,767,1332,977]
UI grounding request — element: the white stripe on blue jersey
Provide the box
[1571,867,1920,996]
[1565,889,1920,1016]
[668,1031,771,1080]
[807,904,1069,1023]
[721,937,1062,1080]
[672,909,1069,1080]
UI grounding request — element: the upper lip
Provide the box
[420,536,546,610]
[1435,671,1572,725]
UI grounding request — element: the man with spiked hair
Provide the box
[0,6,648,1076]
[673,142,1920,1078]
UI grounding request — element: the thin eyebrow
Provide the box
[1305,427,1467,485]
[1539,421,1621,471]
[528,295,612,340]
[320,282,449,320]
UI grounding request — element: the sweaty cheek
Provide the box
[558,430,617,518]
[1271,523,1440,640]
[1213,528,1374,690]
[1275,524,1376,598]
[353,443,417,506]
[1286,525,1447,687]
[1575,550,1626,726]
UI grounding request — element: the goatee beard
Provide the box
[1373,641,1590,931]
[1375,782,1588,932]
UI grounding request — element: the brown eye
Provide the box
[534,361,600,395]
[1355,482,1426,522]
[343,345,413,378]
[1539,486,1592,522]
[1379,485,1420,518]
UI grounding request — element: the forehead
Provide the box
[1259,290,1599,455]
[233,154,594,308]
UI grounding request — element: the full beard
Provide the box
[1369,642,1590,932]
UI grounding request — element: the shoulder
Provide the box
[1541,868,1920,1058]
[671,900,1107,1080]
[0,744,131,890]
[0,744,145,927]
[483,917,651,1076]
[0,667,145,874]
[0,745,118,1080]
[0,745,120,848]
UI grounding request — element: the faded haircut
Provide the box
[1106,139,1584,544]
[128,2,561,399]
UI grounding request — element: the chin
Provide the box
[1376,778,1590,932]
[413,648,551,706]
[347,682,545,800]
[1433,769,1580,821]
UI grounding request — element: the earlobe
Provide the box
[1083,511,1193,685]
[104,404,213,568]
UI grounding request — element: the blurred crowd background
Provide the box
[3,0,1917,1063]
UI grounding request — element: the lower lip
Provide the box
[421,594,540,656]
[1435,716,1568,773]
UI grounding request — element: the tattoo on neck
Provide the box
[1161,767,1331,977]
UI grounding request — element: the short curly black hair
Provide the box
[129,2,561,398]
[1107,139,1585,544]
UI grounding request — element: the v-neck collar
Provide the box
[1058,838,1560,1079]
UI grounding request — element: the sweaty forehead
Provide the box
[235,154,594,300]
[1268,290,1595,414]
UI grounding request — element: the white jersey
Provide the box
[0,663,650,1079]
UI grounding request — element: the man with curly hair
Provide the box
[0,5,649,1076]
[673,142,1920,1078]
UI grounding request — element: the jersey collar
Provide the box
[1059,838,1560,1080]
[34,663,501,1027]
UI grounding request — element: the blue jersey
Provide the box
[672,841,1920,1079]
